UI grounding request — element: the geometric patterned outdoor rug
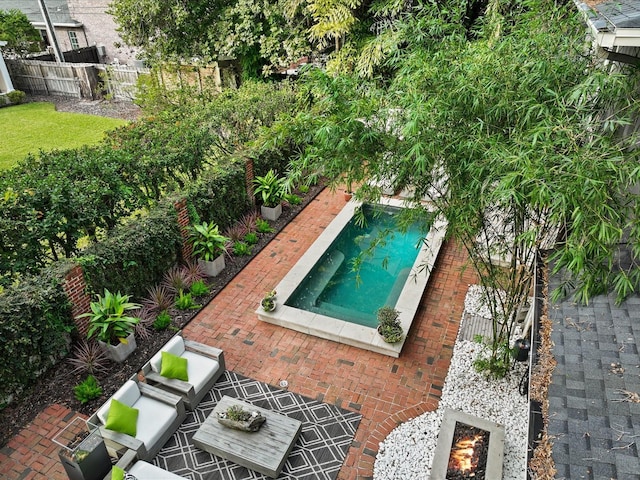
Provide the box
[153,371,362,480]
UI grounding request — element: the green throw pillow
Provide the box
[111,466,125,480]
[160,351,189,381]
[105,398,138,437]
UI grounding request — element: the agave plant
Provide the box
[224,223,249,243]
[143,284,174,313]
[133,306,156,341]
[67,340,110,375]
[240,210,260,233]
[182,260,206,285]
[162,265,191,294]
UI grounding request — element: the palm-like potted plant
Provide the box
[189,221,229,277]
[376,306,404,343]
[254,170,287,221]
[77,289,141,363]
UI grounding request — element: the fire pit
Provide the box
[431,409,505,480]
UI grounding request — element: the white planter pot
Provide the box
[261,203,282,221]
[98,332,136,363]
[198,254,226,277]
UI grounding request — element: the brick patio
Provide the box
[0,188,476,480]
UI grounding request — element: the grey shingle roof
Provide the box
[548,275,640,479]
[588,0,640,29]
[0,0,78,26]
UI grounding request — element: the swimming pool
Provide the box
[286,204,425,328]
[257,197,447,357]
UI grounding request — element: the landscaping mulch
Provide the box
[0,182,325,449]
[26,94,142,121]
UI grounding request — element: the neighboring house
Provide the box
[539,4,640,480]
[577,0,640,65]
[0,0,137,64]
[67,0,138,65]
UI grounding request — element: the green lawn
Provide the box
[0,102,127,170]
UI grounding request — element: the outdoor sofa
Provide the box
[88,377,186,462]
[142,332,225,410]
[104,449,186,480]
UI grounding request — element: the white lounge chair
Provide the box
[89,378,186,462]
[105,449,185,479]
[142,333,225,410]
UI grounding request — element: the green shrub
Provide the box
[256,218,275,233]
[0,264,72,406]
[153,310,172,330]
[0,146,140,280]
[80,200,182,299]
[175,291,201,310]
[186,158,250,230]
[244,232,258,245]
[284,193,302,205]
[74,375,102,404]
[232,241,253,256]
[189,280,209,296]
[7,90,26,104]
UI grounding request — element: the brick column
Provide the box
[245,158,256,207]
[63,264,92,336]
[174,198,193,261]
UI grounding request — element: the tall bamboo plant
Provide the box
[266,0,640,378]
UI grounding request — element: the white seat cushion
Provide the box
[150,336,186,373]
[134,395,177,449]
[128,461,185,479]
[97,380,141,425]
[182,351,220,393]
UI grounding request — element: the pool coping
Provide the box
[256,197,447,357]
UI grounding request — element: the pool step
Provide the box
[384,267,411,307]
[314,300,376,327]
[294,250,345,310]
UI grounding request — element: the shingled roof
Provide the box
[0,0,81,26]
[586,0,640,29]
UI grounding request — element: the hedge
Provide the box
[0,262,73,406]
[186,157,250,230]
[79,199,183,299]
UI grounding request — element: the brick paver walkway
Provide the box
[0,188,476,480]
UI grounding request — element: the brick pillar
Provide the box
[63,265,92,336]
[245,158,256,207]
[174,198,193,261]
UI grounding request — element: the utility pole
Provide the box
[37,0,65,62]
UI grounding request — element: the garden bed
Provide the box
[0,182,325,448]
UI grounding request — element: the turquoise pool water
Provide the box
[285,204,427,327]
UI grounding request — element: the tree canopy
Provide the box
[251,0,640,374]
[108,0,311,76]
[0,9,41,57]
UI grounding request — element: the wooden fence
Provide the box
[6,59,233,102]
[5,60,150,100]
[95,65,145,101]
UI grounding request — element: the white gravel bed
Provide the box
[373,285,529,480]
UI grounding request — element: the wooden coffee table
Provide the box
[192,395,303,478]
